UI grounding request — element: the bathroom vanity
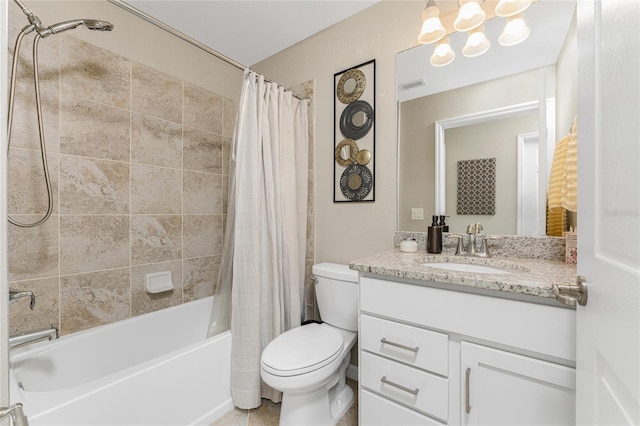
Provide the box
[351,249,577,425]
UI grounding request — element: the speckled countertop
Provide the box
[349,249,578,301]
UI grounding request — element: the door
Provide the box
[576,0,640,424]
[461,342,576,426]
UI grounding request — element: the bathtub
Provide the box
[9,296,233,426]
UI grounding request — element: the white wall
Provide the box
[253,1,424,263]
[16,1,243,100]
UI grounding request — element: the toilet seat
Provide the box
[261,324,344,377]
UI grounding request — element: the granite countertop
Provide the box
[349,249,578,301]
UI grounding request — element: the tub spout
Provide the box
[9,325,58,349]
[0,402,29,426]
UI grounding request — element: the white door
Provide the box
[576,0,640,424]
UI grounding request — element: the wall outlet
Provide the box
[411,208,424,220]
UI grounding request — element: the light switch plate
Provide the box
[411,207,424,220]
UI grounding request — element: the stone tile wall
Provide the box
[7,24,234,335]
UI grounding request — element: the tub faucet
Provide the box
[9,325,59,349]
[9,289,35,310]
[0,402,29,426]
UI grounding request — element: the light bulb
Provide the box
[418,4,446,44]
[454,0,486,32]
[499,13,531,46]
[430,36,455,66]
[462,25,491,57]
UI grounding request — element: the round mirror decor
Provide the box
[336,69,366,104]
[340,100,374,140]
[340,163,373,200]
[335,139,359,167]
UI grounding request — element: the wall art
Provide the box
[334,59,375,202]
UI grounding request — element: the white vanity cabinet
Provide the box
[358,276,576,426]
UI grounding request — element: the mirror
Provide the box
[397,0,577,235]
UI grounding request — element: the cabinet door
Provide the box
[461,342,575,426]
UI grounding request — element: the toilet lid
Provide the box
[261,324,344,377]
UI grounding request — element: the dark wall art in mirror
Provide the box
[334,59,375,202]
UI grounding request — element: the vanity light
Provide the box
[418,0,446,44]
[495,0,532,17]
[430,36,455,66]
[454,0,486,32]
[499,13,531,46]
[462,25,491,57]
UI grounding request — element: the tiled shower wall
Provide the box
[7,27,235,335]
[7,8,317,337]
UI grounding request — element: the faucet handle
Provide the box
[451,235,467,255]
[466,224,476,234]
[9,289,36,310]
[478,236,497,258]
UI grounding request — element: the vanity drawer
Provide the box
[360,351,448,422]
[360,389,446,425]
[361,314,448,376]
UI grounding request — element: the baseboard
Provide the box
[346,363,358,381]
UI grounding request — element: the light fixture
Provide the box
[462,25,491,57]
[430,36,455,66]
[418,0,446,44]
[499,13,531,46]
[416,0,536,67]
[454,0,486,32]
[495,0,532,17]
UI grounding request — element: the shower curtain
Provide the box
[208,70,309,409]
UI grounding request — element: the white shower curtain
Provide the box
[208,70,309,409]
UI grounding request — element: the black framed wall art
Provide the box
[333,59,375,202]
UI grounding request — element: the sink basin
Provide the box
[421,262,512,274]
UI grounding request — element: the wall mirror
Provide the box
[396,0,577,235]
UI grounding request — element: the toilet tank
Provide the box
[312,263,359,332]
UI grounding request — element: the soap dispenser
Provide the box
[439,215,449,233]
[427,215,442,254]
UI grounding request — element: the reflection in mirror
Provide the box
[396,0,577,236]
[340,145,351,161]
[352,111,367,127]
[435,101,555,235]
[343,78,357,94]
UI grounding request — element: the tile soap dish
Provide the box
[145,271,174,293]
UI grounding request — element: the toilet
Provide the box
[260,262,359,426]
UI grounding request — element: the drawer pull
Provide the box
[380,337,419,353]
[465,367,471,414]
[380,376,420,396]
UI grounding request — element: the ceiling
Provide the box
[123,0,381,66]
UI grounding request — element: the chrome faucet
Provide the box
[0,403,29,426]
[9,289,36,310]
[453,223,494,257]
[9,325,59,349]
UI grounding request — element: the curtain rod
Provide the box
[107,0,309,102]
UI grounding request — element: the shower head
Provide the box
[38,19,114,37]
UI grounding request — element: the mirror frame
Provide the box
[435,98,556,235]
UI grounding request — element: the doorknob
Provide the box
[552,275,588,307]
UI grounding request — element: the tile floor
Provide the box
[211,379,358,426]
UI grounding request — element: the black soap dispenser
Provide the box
[427,215,442,254]
[439,215,449,233]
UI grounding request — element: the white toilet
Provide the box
[260,262,359,426]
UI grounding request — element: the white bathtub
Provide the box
[9,296,233,426]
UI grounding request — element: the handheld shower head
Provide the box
[38,19,114,37]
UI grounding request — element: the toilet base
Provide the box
[278,356,354,426]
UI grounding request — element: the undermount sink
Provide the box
[421,262,512,275]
